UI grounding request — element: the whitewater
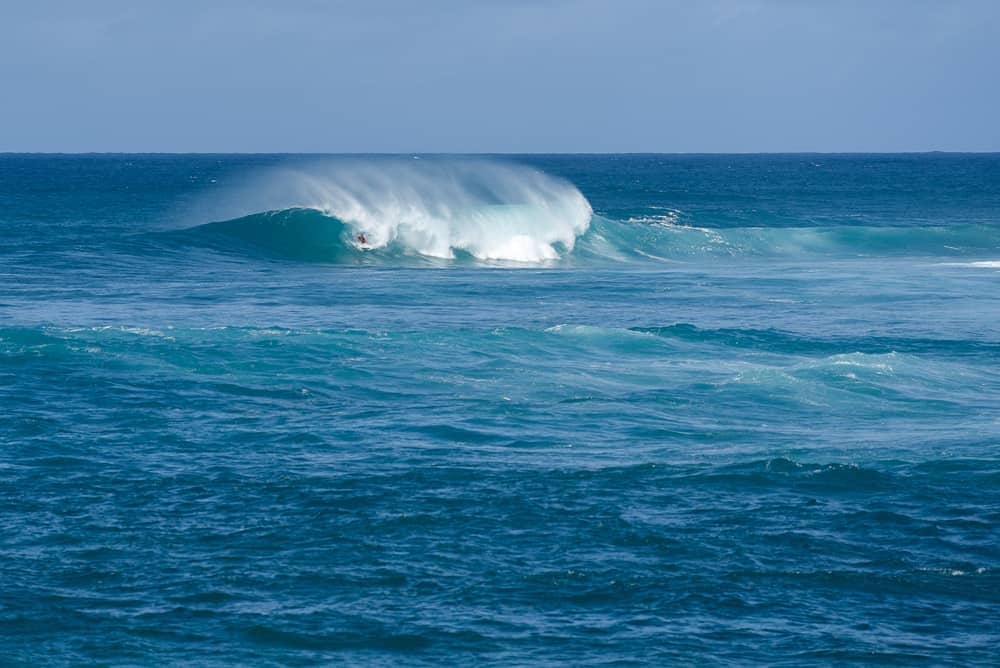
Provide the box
[181,159,593,263]
[1,153,998,665]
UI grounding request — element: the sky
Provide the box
[2,0,998,153]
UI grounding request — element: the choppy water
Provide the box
[2,154,999,665]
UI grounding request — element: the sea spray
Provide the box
[186,158,593,262]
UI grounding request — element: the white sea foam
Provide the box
[624,212,726,246]
[941,260,1000,268]
[625,209,683,226]
[201,159,592,263]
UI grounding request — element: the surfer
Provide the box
[357,233,367,245]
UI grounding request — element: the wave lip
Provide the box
[182,158,593,264]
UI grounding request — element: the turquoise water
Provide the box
[2,154,998,664]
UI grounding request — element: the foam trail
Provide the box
[195,159,593,262]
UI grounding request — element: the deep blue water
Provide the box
[1,154,999,665]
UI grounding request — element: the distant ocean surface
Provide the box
[2,153,998,665]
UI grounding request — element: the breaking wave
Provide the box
[177,158,592,263]
[169,158,1000,266]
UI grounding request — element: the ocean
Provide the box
[1,153,998,665]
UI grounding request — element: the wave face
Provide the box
[183,159,592,263]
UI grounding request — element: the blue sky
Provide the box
[2,1,998,152]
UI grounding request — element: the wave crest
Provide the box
[185,159,593,263]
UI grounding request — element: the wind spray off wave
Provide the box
[187,159,593,263]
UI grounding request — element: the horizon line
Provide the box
[3,150,999,156]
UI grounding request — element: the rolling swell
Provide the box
[170,213,1000,268]
[156,159,1000,266]
[582,216,1000,261]
[171,209,1000,267]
